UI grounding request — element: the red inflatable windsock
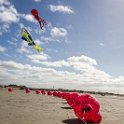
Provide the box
[35,90,40,94]
[57,91,62,98]
[61,92,69,99]
[25,89,30,94]
[47,90,52,96]
[66,92,79,108]
[31,9,47,30]
[41,89,45,95]
[8,87,13,92]
[73,93,102,123]
[53,91,57,96]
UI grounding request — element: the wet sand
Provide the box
[0,88,124,124]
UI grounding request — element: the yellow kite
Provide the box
[21,28,42,52]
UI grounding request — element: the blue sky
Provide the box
[0,0,124,94]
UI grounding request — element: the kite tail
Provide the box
[38,17,44,30]
[42,19,47,25]
[33,44,42,52]
[39,23,43,30]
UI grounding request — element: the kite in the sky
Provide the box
[31,9,47,30]
[21,28,42,52]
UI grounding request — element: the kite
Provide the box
[25,89,30,94]
[66,92,79,108]
[73,93,102,123]
[47,90,52,96]
[57,91,62,98]
[21,28,42,52]
[53,91,57,96]
[8,87,13,92]
[41,89,45,95]
[35,90,40,94]
[61,92,69,99]
[31,9,47,30]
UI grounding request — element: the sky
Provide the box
[0,0,124,94]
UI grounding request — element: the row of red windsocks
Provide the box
[7,87,102,123]
[7,87,46,94]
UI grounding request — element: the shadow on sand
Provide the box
[62,118,99,124]
[61,107,72,109]
[62,118,84,124]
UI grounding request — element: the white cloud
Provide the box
[19,23,24,29]
[17,42,32,54]
[40,23,68,43]
[0,1,34,24]
[41,55,97,69]
[0,59,124,94]
[33,0,41,2]
[67,55,97,71]
[40,36,55,42]
[0,0,36,36]
[50,27,68,38]
[27,53,49,63]
[0,5,19,23]
[0,45,6,53]
[0,0,20,35]
[99,43,104,46]
[68,55,97,66]
[0,61,24,70]
[19,23,32,33]
[7,40,17,46]
[42,60,70,67]
[0,0,10,5]
[21,14,35,23]
[34,39,43,45]
[48,5,74,14]
[0,24,10,35]
[67,55,111,80]
[41,55,111,83]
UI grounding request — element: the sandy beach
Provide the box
[0,88,124,124]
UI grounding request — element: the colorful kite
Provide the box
[31,9,47,30]
[73,93,102,123]
[21,28,42,52]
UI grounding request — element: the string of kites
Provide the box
[7,87,102,123]
[21,9,47,52]
[20,7,102,123]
